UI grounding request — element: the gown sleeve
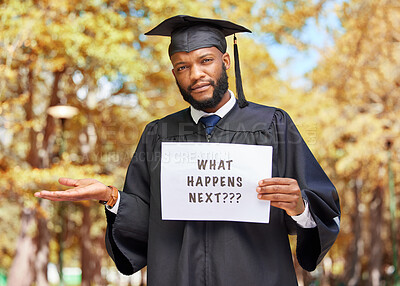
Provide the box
[271,109,341,271]
[105,121,159,275]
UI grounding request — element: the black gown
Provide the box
[105,101,341,286]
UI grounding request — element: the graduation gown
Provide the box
[105,101,340,286]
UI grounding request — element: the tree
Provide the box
[309,0,400,284]
[1,0,350,284]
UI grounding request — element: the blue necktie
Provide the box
[199,115,221,135]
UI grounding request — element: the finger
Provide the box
[257,193,300,202]
[58,177,80,187]
[35,190,66,200]
[258,177,296,186]
[34,190,55,198]
[256,184,299,194]
[35,189,91,201]
[35,195,81,202]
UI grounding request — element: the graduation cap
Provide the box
[145,15,252,108]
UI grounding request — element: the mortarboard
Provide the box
[145,15,252,108]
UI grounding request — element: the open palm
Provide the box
[34,177,110,202]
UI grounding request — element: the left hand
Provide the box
[256,178,305,216]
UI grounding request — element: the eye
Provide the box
[202,58,213,64]
[176,65,187,72]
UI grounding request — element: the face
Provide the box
[171,47,231,112]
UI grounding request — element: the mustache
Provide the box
[188,79,215,92]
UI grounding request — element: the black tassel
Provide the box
[233,34,248,108]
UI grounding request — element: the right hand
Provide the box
[34,178,111,202]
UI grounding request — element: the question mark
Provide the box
[229,193,235,203]
[236,193,241,203]
[223,193,228,203]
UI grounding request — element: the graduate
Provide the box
[35,15,341,285]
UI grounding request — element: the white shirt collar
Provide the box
[190,90,236,124]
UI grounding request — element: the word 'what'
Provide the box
[197,159,233,170]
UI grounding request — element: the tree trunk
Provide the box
[12,64,50,286]
[368,186,383,286]
[34,200,50,286]
[42,70,63,167]
[343,178,363,285]
[321,256,333,286]
[93,236,107,286]
[80,203,97,286]
[80,204,92,286]
[24,67,41,168]
[7,208,36,286]
[80,203,107,286]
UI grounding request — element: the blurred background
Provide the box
[0,0,399,285]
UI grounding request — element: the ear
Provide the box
[171,68,176,78]
[222,53,231,70]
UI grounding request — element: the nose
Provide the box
[190,64,205,82]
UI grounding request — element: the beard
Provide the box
[176,64,229,111]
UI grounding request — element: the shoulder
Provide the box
[144,108,190,128]
[246,102,291,118]
[157,108,191,124]
[238,101,290,118]
[246,101,277,112]
[142,108,195,139]
[227,101,292,131]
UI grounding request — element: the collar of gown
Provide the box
[190,90,236,124]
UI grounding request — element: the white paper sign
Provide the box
[160,142,272,223]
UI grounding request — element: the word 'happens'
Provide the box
[187,176,242,187]
[189,192,242,203]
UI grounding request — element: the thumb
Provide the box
[58,177,79,187]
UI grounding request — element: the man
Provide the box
[35,15,340,285]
